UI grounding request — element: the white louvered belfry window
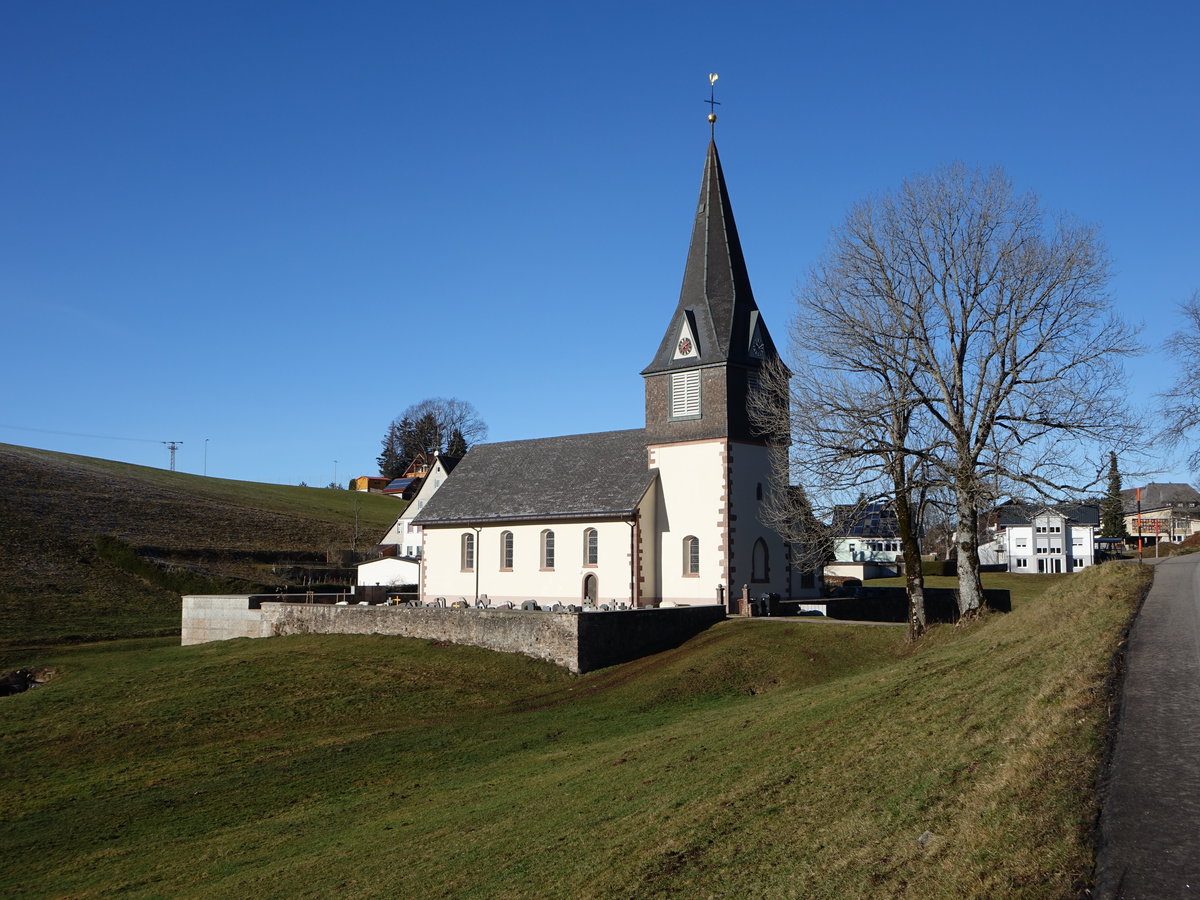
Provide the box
[670,370,701,418]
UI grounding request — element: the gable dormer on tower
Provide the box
[642,140,782,446]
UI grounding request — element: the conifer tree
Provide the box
[1100,451,1128,538]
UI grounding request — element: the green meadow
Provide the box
[0,563,1149,898]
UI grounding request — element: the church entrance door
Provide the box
[583,574,598,603]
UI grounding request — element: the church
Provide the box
[413,134,816,609]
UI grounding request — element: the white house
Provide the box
[411,138,821,609]
[823,502,909,580]
[356,555,418,588]
[378,453,462,558]
[983,503,1099,573]
[358,453,462,589]
[830,502,906,563]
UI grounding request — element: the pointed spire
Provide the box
[642,140,777,375]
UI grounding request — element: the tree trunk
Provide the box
[954,487,985,616]
[893,482,926,640]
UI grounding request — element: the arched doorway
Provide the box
[582,573,598,603]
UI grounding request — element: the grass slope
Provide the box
[0,443,401,645]
[0,563,1150,898]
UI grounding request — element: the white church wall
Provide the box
[726,441,791,600]
[649,440,727,606]
[422,519,637,606]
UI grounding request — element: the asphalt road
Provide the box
[1096,553,1200,899]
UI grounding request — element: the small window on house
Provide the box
[461,533,475,572]
[752,538,768,582]
[683,535,700,575]
[500,531,513,570]
[1074,558,1085,567]
[584,528,598,566]
[669,370,701,419]
[1016,558,1028,568]
[541,529,555,570]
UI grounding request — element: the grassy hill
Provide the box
[0,443,402,645]
[0,562,1151,898]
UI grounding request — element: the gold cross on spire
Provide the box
[706,73,720,136]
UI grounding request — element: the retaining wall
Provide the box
[181,597,726,673]
[181,595,271,645]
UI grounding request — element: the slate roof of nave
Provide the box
[411,429,656,525]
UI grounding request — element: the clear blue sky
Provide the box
[2,1,1196,488]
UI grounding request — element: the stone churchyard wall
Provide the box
[181,596,726,673]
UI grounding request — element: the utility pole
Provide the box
[204,438,209,476]
[162,441,183,471]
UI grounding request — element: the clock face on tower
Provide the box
[678,337,693,356]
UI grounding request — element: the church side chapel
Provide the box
[414,113,817,609]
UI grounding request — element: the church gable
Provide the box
[671,311,701,361]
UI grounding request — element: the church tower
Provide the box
[641,134,792,606]
[641,139,780,444]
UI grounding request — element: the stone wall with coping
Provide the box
[181,596,726,673]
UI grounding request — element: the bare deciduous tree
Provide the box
[777,163,1139,616]
[753,336,934,639]
[1160,291,1200,473]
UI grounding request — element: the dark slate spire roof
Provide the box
[412,429,657,525]
[642,140,779,376]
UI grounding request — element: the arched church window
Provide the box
[461,533,475,572]
[500,531,513,570]
[583,528,598,566]
[752,538,769,582]
[541,529,555,570]
[683,535,700,575]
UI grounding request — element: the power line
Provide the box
[0,423,161,444]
